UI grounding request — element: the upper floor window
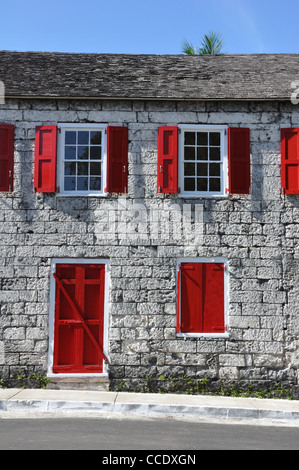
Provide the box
[157,125,250,196]
[178,126,228,197]
[57,125,106,196]
[34,124,128,195]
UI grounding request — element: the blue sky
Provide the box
[1,0,298,55]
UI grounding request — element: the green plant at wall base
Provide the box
[30,373,51,389]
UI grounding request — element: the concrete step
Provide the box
[46,377,110,391]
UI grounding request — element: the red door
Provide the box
[53,264,106,373]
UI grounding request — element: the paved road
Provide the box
[0,415,298,450]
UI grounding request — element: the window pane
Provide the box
[90,131,101,145]
[184,178,195,191]
[184,132,195,145]
[65,146,76,160]
[78,131,89,145]
[77,176,88,190]
[64,176,76,191]
[197,163,208,176]
[65,131,76,145]
[209,178,221,191]
[65,162,76,175]
[210,147,221,161]
[197,132,208,145]
[90,177,101,191]
[209,163,220,176]
[184,163,195,176]
[197,147,208,160]
[78,146,89,159]
[78,162,88,175]
[197,178,208,191]
[209,132,220,146]
[184,147,195,160]
[90,162,101,175]
[90,146,102,160]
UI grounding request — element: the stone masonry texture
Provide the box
[0,98,298,396]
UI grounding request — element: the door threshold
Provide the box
[46,376,110,391]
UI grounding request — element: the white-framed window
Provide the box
[176,257,229,338]
[178,125,228,197]
[57,123,107,196]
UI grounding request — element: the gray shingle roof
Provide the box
[0,50,298,101]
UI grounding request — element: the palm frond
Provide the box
[182,32,224,55]
[182,40,198,55]
[198,32,224,55]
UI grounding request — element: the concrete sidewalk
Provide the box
[1,388,299,425]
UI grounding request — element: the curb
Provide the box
[1,389,299,425]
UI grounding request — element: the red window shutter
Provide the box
[281,128,299,194]
[107,126,128,193]
[176,265,181,334]
[157,126,178,193]
[0,124,14,192]
[53,264,106,374]
[228,127,250,194]
[34,125,57,192]
[178,262,225,334]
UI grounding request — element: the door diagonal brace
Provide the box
[53,273,107,362]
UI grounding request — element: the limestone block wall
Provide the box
[0,98,298,394]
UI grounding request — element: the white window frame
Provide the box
[47,258,110,378]
[176,257,229,338]
[57,123,108,197]
[178,125,228,198]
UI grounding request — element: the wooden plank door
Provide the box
[53,263,106,373]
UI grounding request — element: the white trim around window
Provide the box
[178,125,228,198]
[57,123,108,197]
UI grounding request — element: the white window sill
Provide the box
[177,332,229,338]
[56,192,108,197]
[178,193,228,198]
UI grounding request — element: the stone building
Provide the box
[0,51,298,395]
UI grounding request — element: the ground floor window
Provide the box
[48,259,109,376]
[176,258,229,337]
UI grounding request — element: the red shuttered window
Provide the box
[159,125,250,196]
[35,124,129,195]
[177,260,228,335]
[34,125,57,193]
[53,263,106,374]
[0,124,14,192]
[107,126,128,193]
[157,126,178,193]
[281,128,299,194]
[227,127,251,194]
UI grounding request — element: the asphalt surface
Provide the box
[0,388,299,426]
